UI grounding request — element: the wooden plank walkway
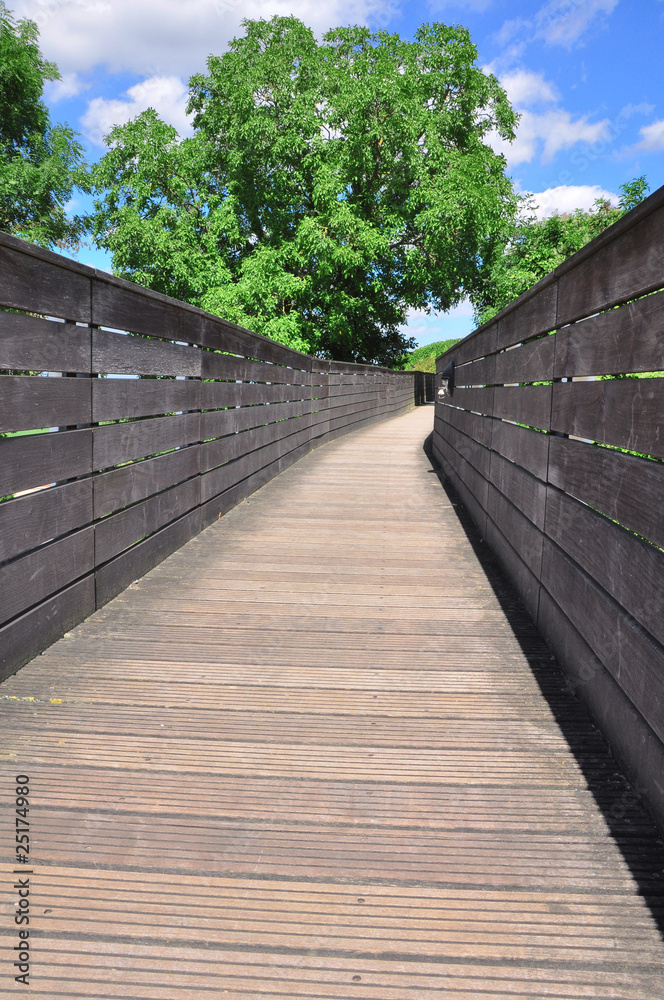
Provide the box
[2,405,664,998]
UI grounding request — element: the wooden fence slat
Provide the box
[0,313,90,373]
[488,450,548,530]
[0,428,92,498]
[437,322,498,368]
[92,278,311,369]
[95,509,201,607]
[435,404,493,449]
[313,397,384,426]
[327,384,382,399]
[0,526,94,627]
[436,433,490,513]
[92,329,202,377]
[0,237,91,320]
[455,355,496,387]
[200,426,313,503]
[486,483,545,580]
[537,588,664,828]
[555,289,664,378]
[545,487,664,646]
[0,480,92,563]
[197,315,311,367]
[0,577,95,684]
[557,202,664,325]
[92,278,210,347]
[93,413,201,470]
[199,466,274,528]
[92,379,201,423]
[496,284,558,350]
[491,385,552,431]
[200,381,312,410]
[551,378,664,458]
[200,400,313,441]
[0,374,91,433]
[201,352,310,384]
[327,406,388,435]
[439,445,489,540]
[94,478,201,565]
[493,335,555,386]
[200,416,312,474]
[439,423,491,480]
[446,387,495,416]
[540,539,664,745]
[329,396,392,422]
[93,447,200,519]
[326,389,386,410]
[547,436,664,549]
[484,516,542,623]
[490,420,549,482]
[200,427,319,526]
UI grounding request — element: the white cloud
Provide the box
[537,109,611,162]
[535,0,619,48]
[633,119,664,152]
[486,63,610,165]
[13,0,397,77]
[81,76,192,145]
[496,69,558,107]
[524,183,618,219]
[497,0,619,50]
[491,107,611,165]
[44,71,87,102]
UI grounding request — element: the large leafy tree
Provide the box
[85,17,518,364]
[0,2,84,249]
[472,176,650,325]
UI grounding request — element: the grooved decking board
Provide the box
[2,405,664,999]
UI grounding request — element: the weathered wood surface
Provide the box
[2,406,664,999]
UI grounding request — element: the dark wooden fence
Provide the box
[0,232,418,681]
[433,185,664,828]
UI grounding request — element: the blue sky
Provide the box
[14,0,664,346]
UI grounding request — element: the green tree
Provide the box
[0,3,84,249]
[84,17,517,365]
[472,176,650,325]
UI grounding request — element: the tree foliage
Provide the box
[472,176,651,326]
[84,16,517,365]
[0,2,84,248]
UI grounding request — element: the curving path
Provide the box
[1,405,664,998]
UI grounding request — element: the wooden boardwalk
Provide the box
[2,405,664,998]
